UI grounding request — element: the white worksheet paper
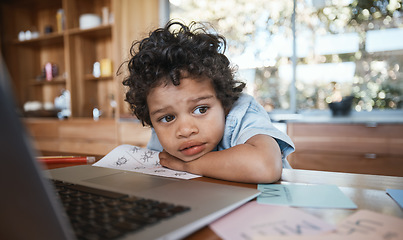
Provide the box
[93,144,200,180]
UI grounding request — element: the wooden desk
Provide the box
[44,163,403,240]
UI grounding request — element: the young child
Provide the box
[123,21,295,183]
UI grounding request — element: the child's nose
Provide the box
[176,117,198,138]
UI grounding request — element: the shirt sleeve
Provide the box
[220,94,295,168]
[146,128,163,152]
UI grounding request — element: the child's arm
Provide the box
[159,134,283,183]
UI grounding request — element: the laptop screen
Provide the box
[0,55,75,239]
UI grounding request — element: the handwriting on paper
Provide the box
[335,210,403,239]
[93,144,200,179]
[209,201,334,240]
[253,210,403,240]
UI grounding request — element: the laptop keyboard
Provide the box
[52,180,190,240]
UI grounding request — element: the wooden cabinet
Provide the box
[287,122,403,177]
[26,118,118,156]
[1,0,159,119]
[66,1,116,118]
[1,0,159,155]
[1,0,120,118]
[25,119,151,156]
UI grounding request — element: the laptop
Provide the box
[0,56,260,240]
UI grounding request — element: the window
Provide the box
[169,0,403,113]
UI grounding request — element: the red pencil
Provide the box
[37,156,96,164]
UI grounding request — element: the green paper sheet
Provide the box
[257,183,357,209]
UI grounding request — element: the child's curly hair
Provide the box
[122,20,245,127]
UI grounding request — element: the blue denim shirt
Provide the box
[147,93,295,168]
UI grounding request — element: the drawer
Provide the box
[56,139,117,156]
[288,123,399,138]
[24,119,58,138]
[292,136,388,155]
[24,118,119,156]
[289,152,403,177]
[288,123,403,155]
[390,138,403,155]
[58,120,118,142]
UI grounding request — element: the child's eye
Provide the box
[193,106,209,115]
[159,115,175,123]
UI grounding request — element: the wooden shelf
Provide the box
[83,74,113,81]
[14,32,64,47]
[2,0,161,120]
[68,25,112,38]
[29,76,67,85]
[2,0,160,154]
[14,25,113,47]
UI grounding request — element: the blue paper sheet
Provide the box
[386,188,403,208]
[257,183,357,209]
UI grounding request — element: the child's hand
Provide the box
[159,150,190,172]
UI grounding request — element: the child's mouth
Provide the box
[179,142,206,156]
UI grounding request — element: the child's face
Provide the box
[147,76,226,161]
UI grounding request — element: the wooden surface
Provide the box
[43,162,403,240]
[24,118,152,156]
[25,118,119,156]
[288,122,403,176]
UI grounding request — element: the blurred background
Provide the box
[169,0,403,115]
